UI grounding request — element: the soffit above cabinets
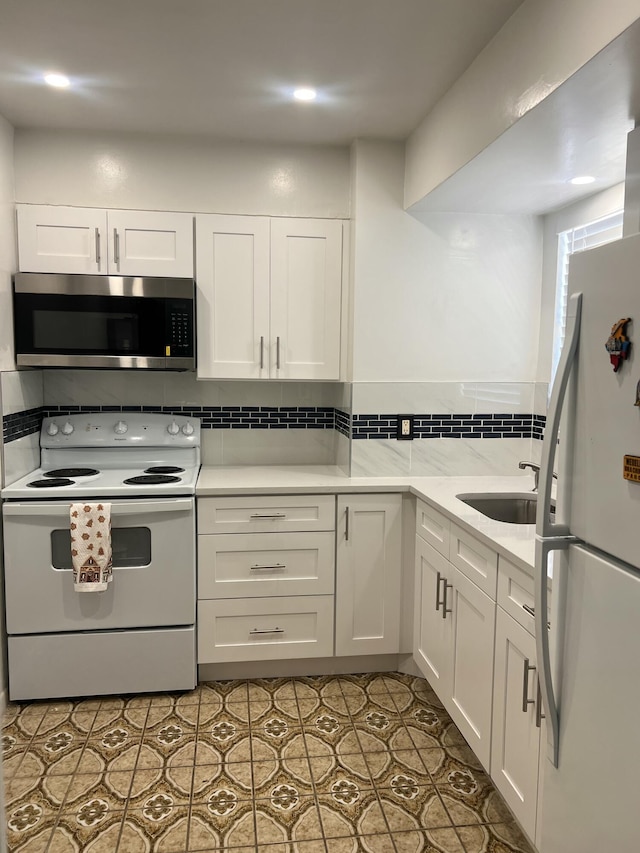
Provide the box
[409,18,640,216]
[0,0,522,144]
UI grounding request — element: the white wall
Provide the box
[14,129,350,218]
[405,0,640,208]
[351,140,542,383]
[538,183,625,382]
[0,114,15,372]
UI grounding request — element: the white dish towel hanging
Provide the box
[70,502,113,592]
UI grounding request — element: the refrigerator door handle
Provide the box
[535,535,577,768]
[536,292,582,539]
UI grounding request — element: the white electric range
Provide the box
[2,412,201,701]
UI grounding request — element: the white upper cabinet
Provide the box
[17,205,107,274]
[107,210,194,278]
[17,205,194,278]
[196,215,344,381]
[270,218,343,380]
[195,215,270,380]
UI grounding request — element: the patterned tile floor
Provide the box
[1,673,535,853]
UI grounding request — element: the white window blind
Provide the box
[551,210,624,384]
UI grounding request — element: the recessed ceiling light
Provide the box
[293,87,317,102]
[570,175,596,185]
[43,72,70,89]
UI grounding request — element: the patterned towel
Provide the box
[70,503,113,593]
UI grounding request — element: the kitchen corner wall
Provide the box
[347,140,545,476]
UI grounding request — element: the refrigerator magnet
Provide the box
[605,318,632,372]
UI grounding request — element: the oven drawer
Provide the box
[198,531,335,599]
[197,495,335,534]
[3,498,195,634]
[197,595,334,662]
[8,626,196,701]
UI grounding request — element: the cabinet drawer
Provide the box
[198,532,335,599]
[198,495,335,534]
[197,595,334,662]
[450,523,498,598]
[497,557,535,634]
[415,499,450,557]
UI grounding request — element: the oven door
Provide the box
[3,497,195,634]
[13,273,194,369]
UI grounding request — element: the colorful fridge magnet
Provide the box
[605,318,632,372]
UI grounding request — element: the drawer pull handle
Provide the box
[250,513,286,519]
[442,579,453,620]
[435,571,443,611]
[260,335,265,369]
[523,603,551,629]
[250,563,286,571]
[250,627,284,635]
[522,658,536,712]
[95,227,101,266]
[536,679,546,728]
[114,227,120,266]
[345,506,350,541]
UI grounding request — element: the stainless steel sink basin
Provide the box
[456,492,555,524]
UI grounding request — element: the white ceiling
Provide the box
[0,0,523,145]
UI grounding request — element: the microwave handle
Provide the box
[2,498,194,517]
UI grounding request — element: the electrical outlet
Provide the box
[397,414,414,440]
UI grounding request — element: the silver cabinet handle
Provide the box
[95,228,101,267]
[250,627,284,635]
[442,579,453,620]
[260,336,264,369]
[114,227,120,266]
[536,679,546,728]
[276,336,281,369]
[522,658,536,712]
[250,563,285,571]
[345,506,350,540]
[435,571,443,611]
[522,604,535,618]
[250,513,286,519]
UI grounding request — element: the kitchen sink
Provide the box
[456,492,555,524]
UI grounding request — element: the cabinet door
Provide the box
[270,218,343,380]
[413,535,453,697]
[335,494,402,656]
[108,210,194,277]
[491,608,541,839]
[447,567,496,770]
[17,204,107,274]
[196,215,270,379]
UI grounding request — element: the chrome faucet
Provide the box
[518,461,556,492]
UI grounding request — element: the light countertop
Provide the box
[196,465,538,572]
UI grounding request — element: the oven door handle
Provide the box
[2,498,194,517]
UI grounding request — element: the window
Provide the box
[551,210,624,384]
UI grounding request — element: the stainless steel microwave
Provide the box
[13,273,195,370]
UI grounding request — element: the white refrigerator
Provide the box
[535,233,640,852]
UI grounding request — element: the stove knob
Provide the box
[46,422,59,436]
[114,420,128,435]
[167,421,180,436]
[181,423,194,436]
[61,421,74,436]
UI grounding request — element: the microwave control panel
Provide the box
[166,301,194,357]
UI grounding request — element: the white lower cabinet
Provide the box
[414,536,452,692]
[491,607,542,840]
[198,596,334,663]
[335,494,402,656]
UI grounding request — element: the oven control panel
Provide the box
[41,413,201,448]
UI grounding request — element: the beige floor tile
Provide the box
[7,814,59,852]
[15,744,86,778]
[316,791,387,839]
[294,676,345,702]
[252,729,309,762]
[393,827,466,853]
[456,822,536,853]
[255,796,324,845]
[430,756,513,827]
[248,698,302,726]
[189,800,256,849]
[123,805,190,852]
[248,677,297,701]
[309,754,373,793]
[325,835,397,853]
[298,699,351,726]
[53,805,126,850]
[367,754,431,791]
[378,788,452,833]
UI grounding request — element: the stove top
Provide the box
[2,413,201,500]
